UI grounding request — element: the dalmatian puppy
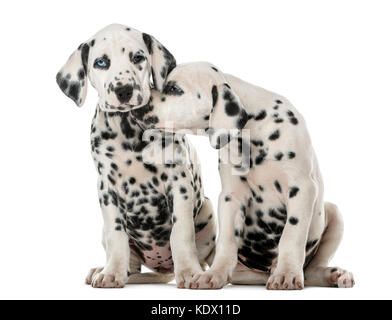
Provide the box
[132,62,355,290]
[56,25,216,288]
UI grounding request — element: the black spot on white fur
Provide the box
[289,217,299,225]
[289,187,300,198]
[211,86,218,108]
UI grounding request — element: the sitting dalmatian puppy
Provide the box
[132,62,355,290]
[56,25,216,288]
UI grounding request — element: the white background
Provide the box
[0,0,391,300]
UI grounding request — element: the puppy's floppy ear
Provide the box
[142,33,176,92]
[208,84,248,149]
[56,43,90,107]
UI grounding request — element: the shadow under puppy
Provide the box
[132,62,355,290]
[56,25,216,288]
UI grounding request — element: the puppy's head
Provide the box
[133,62,248,148]
[56,24,176,111]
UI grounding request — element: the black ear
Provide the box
[56,43,90,107]
[208,84,248,149]
[142,33,176,92]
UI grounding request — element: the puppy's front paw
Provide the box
[91,268,128,289]
[85,267,103,285]
[191,269,231,290]
[175,266,203,289]
[267,270,304,290]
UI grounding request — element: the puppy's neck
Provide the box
[92,104,145,140]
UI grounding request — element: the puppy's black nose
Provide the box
[115,85,133,103]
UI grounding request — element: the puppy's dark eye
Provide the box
[94,55,110,70]
[169,85,184,95]
[163,81,184,96]
[132,54,145,64]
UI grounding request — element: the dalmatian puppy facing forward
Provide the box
[56,25,216,288]
[132,62,355,290]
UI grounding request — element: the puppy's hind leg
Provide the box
[304,202,355,288]
[231,271,269,285]
[126,254,174,284]
[127,273,175,284]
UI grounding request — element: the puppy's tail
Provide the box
[127,272,174,284]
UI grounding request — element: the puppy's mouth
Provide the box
[102,101,143,112]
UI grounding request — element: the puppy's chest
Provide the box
[90,110,203,271]
[236,187,288,272]
[91,112,170,210]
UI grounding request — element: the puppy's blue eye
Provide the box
[94,55,111,70]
